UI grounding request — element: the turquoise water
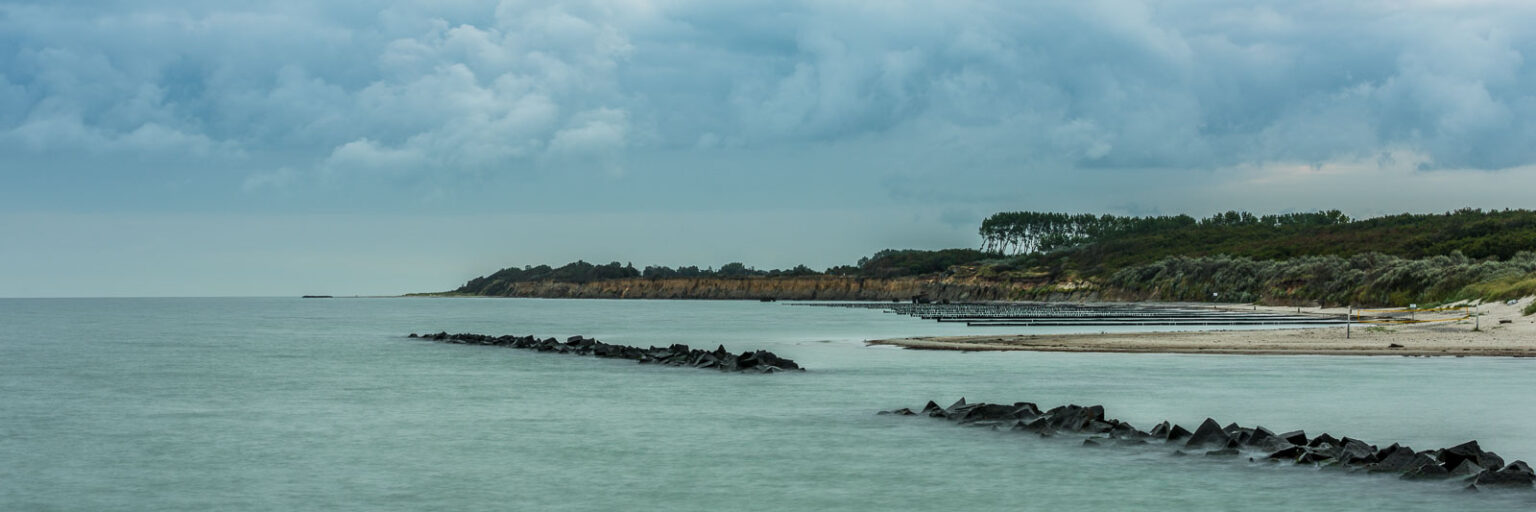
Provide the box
[2,297,1533,511]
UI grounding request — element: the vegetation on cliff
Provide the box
[986,208,1536,306]
[1105,252,1536,306]
[452,249,992,296]
[982,208,1536,270]
[446,208,1536,307]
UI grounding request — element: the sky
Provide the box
[4,0,1536,297]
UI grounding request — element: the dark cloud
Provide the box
[3,0,1536,209]
[8,0,1536,296]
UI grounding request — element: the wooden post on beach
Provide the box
[1346,305,1352,339]
[1474,303,1480,331]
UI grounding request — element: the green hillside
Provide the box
[445,209,1536,308]
[984,208,1536,306]
[984,208,1536,274]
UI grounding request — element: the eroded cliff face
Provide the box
[469,276,1076,301]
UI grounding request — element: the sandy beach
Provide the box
[868,297,1536,357]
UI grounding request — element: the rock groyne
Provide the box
[882,398,1534,491]
[411,332,804,373]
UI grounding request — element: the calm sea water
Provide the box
[2,297,1533,511]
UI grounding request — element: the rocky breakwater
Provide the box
[409,332,804,373]
[881,398,1534,492]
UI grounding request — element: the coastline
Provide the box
[868,299,1536,357]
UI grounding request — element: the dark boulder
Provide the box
[1367,446,1420,473]
[1373,443,1405,461]
[1337,438,1378,466]
[1185,418,1232,448]
[1446,460,1485,478]
[921,401,945,417]
[1165,424,1193,443]
[1469,461,1534,488]
[1402,453,1452,480]
[1308,433,1339,448]
[1244,426,1289,451]
[942,398,975,419]
[1012,402,1043,420]
[1437,441,1505,473]
[1083,420,1116,434]
[1277,430,1307,446]
[1110,422,1149,440]
[1041,404,1106,432]
[1267,446,1306,461]
[959,403,1035,425]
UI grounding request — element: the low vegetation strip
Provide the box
[1105,252,1536,306]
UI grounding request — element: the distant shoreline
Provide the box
[868,300,1536,358]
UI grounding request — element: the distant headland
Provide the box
[419,208,1536,312]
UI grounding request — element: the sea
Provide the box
[2,297,1533,511]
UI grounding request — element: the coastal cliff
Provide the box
[451,275,1086,302]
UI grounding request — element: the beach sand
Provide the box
[867,297,1536,357]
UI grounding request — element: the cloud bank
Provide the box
[4,1,1535,195]
[6,0,1536,296]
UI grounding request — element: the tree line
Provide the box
[451,249,987,295]
[978,210,1352,255]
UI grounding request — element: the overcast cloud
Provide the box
[5,0,1536,296]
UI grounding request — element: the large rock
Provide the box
[1469,461,1534,488]
[1243,427,1292,451]
[1401,453,1452,480]
[1165,424,1193,443]
[942,398,975,419]
[1336,438,1378,466]
[1437,441,1505,473]
[1110,422,1149,440]
[1276,430,1307,446]
[1367,446,1420,473]
[1041,404,1106,432]
[1267,446,1307,461]
[959,403,1037,425]
[1185,418,1232,448]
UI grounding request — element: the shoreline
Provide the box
[868,298,1536,358]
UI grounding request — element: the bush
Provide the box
[1106,252,1536,307]
[858,248,990,278]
